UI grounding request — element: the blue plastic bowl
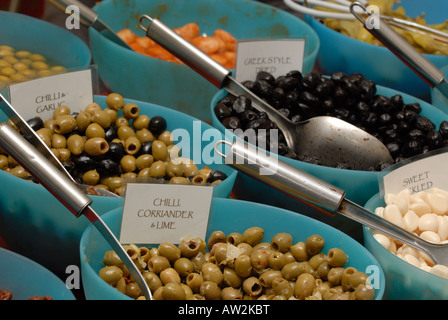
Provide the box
[89,0,319,122]
[0,247,75,300]
[364,193,448,299]
[0,10,91,74]
[0,95,236,279]
[80,198,385,300]
[303,0,448,101]
[210,84,448,241]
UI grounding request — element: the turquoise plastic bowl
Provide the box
[364,193,448,300]
[80,198,385,300]
[210,84,448,241]
[304,0,448,101]
[0,247,75,300]
[0,95,236,279]
[0,10,91,73]
[89,0,320,122]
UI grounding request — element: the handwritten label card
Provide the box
[119,183,214,244]
[380,149,448,196]
[8,69,93,121]
[234,39,305,82]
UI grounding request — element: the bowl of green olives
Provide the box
[0,94,237,287]
[80,198,385,300]
[0,11,91,87]
[210,70,448,241]
[88,0,320,122]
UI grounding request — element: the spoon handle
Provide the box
[216,138,441,264]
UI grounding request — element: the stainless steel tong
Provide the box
[215,138,448,267]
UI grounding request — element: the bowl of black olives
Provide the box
[211,70,448,240]
[80,197,385,300]
[0,93,237,282]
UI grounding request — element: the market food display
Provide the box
[214,70,448,170]
[117,24,236,69]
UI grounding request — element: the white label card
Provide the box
[234,39,305,82]
[8,69,93,121]
[381,150,448,196]
[119,183,214,245]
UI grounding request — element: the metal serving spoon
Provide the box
[138,15,393,171]
[0,94,119,197]
[216,138,448,266]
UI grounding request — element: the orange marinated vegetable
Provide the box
[117,23,236,69]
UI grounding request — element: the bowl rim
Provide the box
[80,197,386,300]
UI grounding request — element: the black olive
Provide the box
[407,128,426,142]
[97,158,120,176]
[333,107,351,120]
[378,113,393,126]
[222,116,241,129]
[148,116,167,135]
[275,76,299,92]
[218,95,237,107]
[302,72,321,90]
[359,79,376,101]
[299,91,320,108]
[370,95,391,113]
[402,140,423,157]
[405,102,422,114]
[404,109,418,124]
[425,129,442,149]
[332,86,348,104]
[277,108,290,118]
[314,79,334,99]
[295,102,317,118]
[347,73,365,86]
[240,109,258,123]
[321,98,335,113]
[361,112,378,128]
[104,125,117,142]
[62,161,75,174]
[256,80,273,98]
[355,101,370,115]
[415,116,435,132]
[330,71,347,84]
[256,71,276,85]
[286,70,303,82]
[272,87,286,105]
[214,102,233,121]
[439,120,448,139]
[386,142,401,158]
[390,94,404,111]
[242,80,260,94]
[72,154,96,171]
[27,116,44,131]
[207,170,228,183]
[232,95,252,114]
[107,142,125,160]
[290,113,304,123]
[246,118,273,130]
[139,140,153,155]
[285,91,300,108]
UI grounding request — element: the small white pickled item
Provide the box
[420,231,441,243]
[403,210,419,233]
[409,201,431,217]
[397,188,411,203]
[383,204,406,229]
[437,216,448,241]
[418,213,438,233]
[374,207,384,218]
[403,253,420,268]
[429,188,448,201]
[384,193,397,205]
[427,193,448,215]
[392,197,408,215]
[430,265,448,279]
[372,233,390,250]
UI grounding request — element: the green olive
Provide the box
[85,122,105,139]
[151,140,167,161]
[53,115,76,134]
[106,93,125,111]
[124,136,141,155]
[173,257,194,277]
[242,227,264,246]
[305,234,325,256]
[271,232,293,253]
[201,262,223,284]
[294,273,315,300]
[132,115,150,130]
[186,272,204,293]
[66,134,85,156]
[92,109,112,128]
[147,255,170,274]
[200,281,221,300]
[84,137,109,156]
[158,242,181,263]
[99,265,123,286]
[120,155,137,172]
[53,105,71,118]
[327,248,348,268]
[123,103,140,119]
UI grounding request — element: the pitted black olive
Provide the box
[275,76,299,92]
[272,87,286,104]
[402,140,423,157]
[359,79,376,101]
[426,129,442,149]
[104,125,117,142]
[286,70,303,82]
[299,91,320,108]
[439,120,448,139]
[302,72,321,90]
[407,128,426,142]
[256,80,273,98]
[241,109,258,123]
[332,86,348,104]
[390,94,404,111]
[405,102,422,114]
[222,116,241,130]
